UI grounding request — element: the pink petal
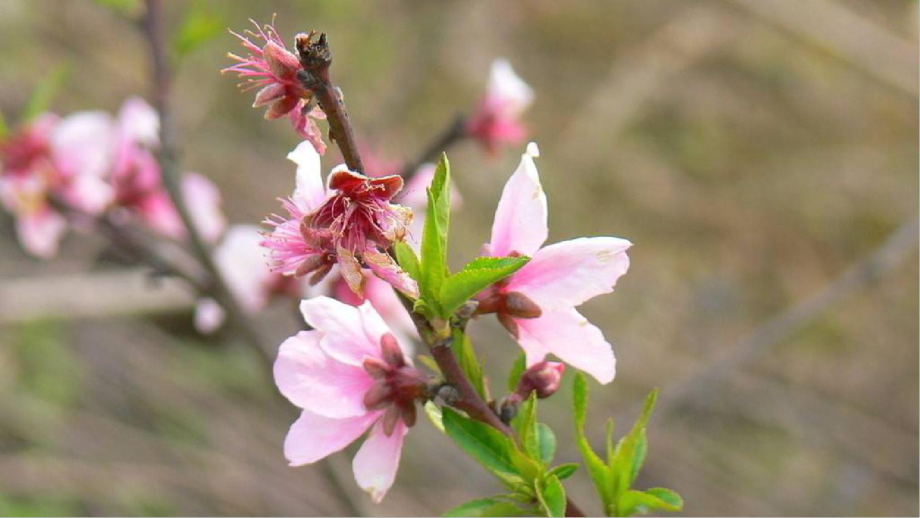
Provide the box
[137,191,184,239]
[117,97,159,147]
[262,41,300,79]
[352,419,407,503]
[194,298,225,334]
[284,409,379,466]
[364,251,419,298]
[61,173,114,214]
[274,330,376,418]
[488,143,546,257]
[17,208,67,259]
[253,83,287,108]
[508,237,631,311]
[299,297,389,366]
[182,173,226,244]
[487,59,535,116]
[50,111,114,179]
[213,225,270,313]
[516,308,616,384]
[287,140,327,212]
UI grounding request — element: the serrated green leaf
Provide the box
[536,423,556,466]
[452,328,487,399]
[513,392,538,459]
[425,401,444,433]
[443,498,529,517]
[394,241,421,283]
[23,66,68,122]
[173,1,223,58]
[439,256,529,317]
[442,407,521,486]
[617,488,682,517]
[536,475,566,517]
[572,373,614,512]
[546,463,579,481]
[507,353,526,392]
[630,431,648,484]
[418,155,451,313]
[611,389,658,493]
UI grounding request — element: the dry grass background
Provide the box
[0,0,917,516]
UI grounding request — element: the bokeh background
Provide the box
[0,0,917,516]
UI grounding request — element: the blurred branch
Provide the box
[0,269,194,325]
[658,216,920,415]
[726,0,918,97]
[141,0,271,371]
[400,114,468,178]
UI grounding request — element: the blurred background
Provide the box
[0,0,917,515]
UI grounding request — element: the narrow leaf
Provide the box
[23,66,68,121]
[418,155,451,313]
[513,392,538,462]
[572,373,614,512]
[644,488,683,511]
[507,353,526,392]
[617,488,682,517]
[536,475,567,517]
[439,256,529,317]
[394,241,421,282]
[546,463,579,481]
[442,407,520,483]
[612,389,658,493]
[452,328,486,399]
[424,401,444,433]
[536,423,556,466]
[444,498,528,517]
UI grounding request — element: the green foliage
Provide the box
[424,401,445,433]
[452,328,487,399]
[507,353,526,392]
[535,475,567,517]
[443,497,529,517]
[572,373,681,516]
[418,155,451,317]
[439,256,529,316]
[394,241,421,282]
[23,66,68,122]
[441,407,529,487]
[173,1,224,58]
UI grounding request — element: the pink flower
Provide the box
[275,297,426,502]
[224,19,326,153]
[0,111,115,257]
[195,225,299,333]
[262,141,417,298]
[466,59,534,155]
[477,143,631,384]
[110,98,225,243]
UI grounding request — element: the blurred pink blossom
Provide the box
[466,59,534,155]
[478,143,631,384]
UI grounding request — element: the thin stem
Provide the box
[142,0,271,371]
[400,114,468,179]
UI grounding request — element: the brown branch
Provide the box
[142,0,272,372]
[400,114,468,179]
[295,33,365,174]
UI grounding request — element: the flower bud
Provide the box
[515,361,565,399]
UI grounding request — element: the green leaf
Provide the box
[23,65,68,122]
[173,1,224,58]
[0,110,8,139]
[442,407,521,485]
[617,488,682,517]
[513,392,538,459]
[418,155,451,313]
[416,354,441,374]
[546,463,579,481]
[394,241,421,283]
[443,498,528,517]
[507,353,526,392]
[611,389,658,493]
[536,423,557,466]
[535,475,567,517]
[452,328,487,399]
[424,401,444,433]
[90,0,140,15]
[572,373,614,512]
[439,256,529,317]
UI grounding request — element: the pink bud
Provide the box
[516,361,565,399]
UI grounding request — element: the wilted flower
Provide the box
[477,143,631,384]
[261,141,417,298]
[223,19,326,153]
[466,59,534,155]
[195,225,300,333]
[275,297,426,502]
